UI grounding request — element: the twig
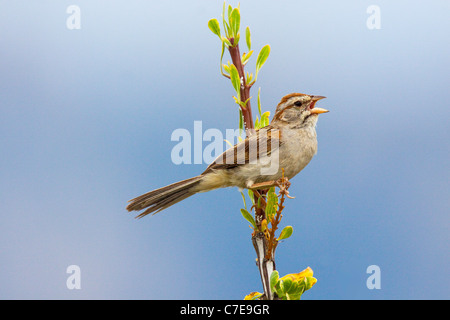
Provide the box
[265,175,290,260]
[224,40,273,299]
[226,39,255,135]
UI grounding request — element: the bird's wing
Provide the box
[202,125,282,174]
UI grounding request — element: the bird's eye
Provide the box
[294,101,302,106]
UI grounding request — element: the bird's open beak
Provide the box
[310,95,329,114]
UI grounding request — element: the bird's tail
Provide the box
[126,176,203,218]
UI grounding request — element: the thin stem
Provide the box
[227,39,254,135]
[265,190,286,260]
[224,36,273,300]
[227,39,268,258]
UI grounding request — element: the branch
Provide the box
[227,38,255,135]
[226,39,277,298]
[265,176,291,260]
[252,232,275,300]
[209,5,276,300]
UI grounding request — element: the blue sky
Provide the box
[0,0,449,299]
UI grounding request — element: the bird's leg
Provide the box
[251,189,267,208]
[248,180,276,190]
[275,176,294,199]
[248,177,294,199]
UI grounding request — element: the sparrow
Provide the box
[127,93,328,218]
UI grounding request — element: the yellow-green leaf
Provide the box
[255,44,270,79]
[242,50,253,65]
[230,8,240,37]
[233,32,240,47]
[261,219,268,232]
[265,187,278,222]
[208,19,221,38]
[229,64,241,100]
[257,87,262,117]
[274,268,317,300]
[255,116,260,129]
[270,270,279,290]
[246,71,253,84]
[248,189,255,205]
[221,36,232,47]
[277,226,293,240]
[246,26,251,51]
[240,191,247,210]
[304,276,317,291]
[260,111,270,127]
[239,108,243,133]
[219,41,226,76]
[244,292,263,300]
[241,208,255,228]
[280,267,314,283]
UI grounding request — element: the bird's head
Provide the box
[273,93,329,126]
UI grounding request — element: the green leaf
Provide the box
[246,71,253,84]
[257,195,262,208]
[239,108,243,135]
[269,270,279,291]
[304,276,317,291]
[283,281,302,300]
[257,87,262,118]
[242,96,251,108]
[244,292,263,300]
[229,64,241,100]
[254,116,260,129]
[255,44,271,80]
[230,8,240,38]
[208,19,221,38]
[233,32,240,47]
[242,50,253,65]
[248,189,255,205]
[221,36,232,47]
[241,208,256,228]
[223,63,230,74]
[274,281,284,299]
[278,226,293,240]
[240,191,247,210]
[219,41,227,77]
[222,2,230,37]
[246,26,251,51]
[265,187,278,222]
[260,111,270,127]
[281,279,293,295]
[297,279,307,292]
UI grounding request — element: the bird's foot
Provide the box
[275,177,294,199]
[248,180,276,190]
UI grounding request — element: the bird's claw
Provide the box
[275,177,294,198]
[248,176,294,198]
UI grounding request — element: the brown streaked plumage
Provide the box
[202,126,282,173]
[276,92,307,108]
[126,93,328,218]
